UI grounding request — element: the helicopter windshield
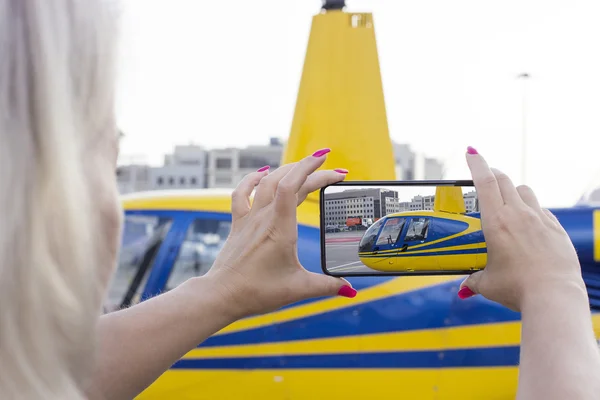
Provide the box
[358,218,385,252]
[105,215,172,311]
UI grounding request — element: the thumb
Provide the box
[458,271,484,299]
[302,272,357,299]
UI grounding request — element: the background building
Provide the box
[206,138,283,188]
[323,188,398,226]
[400,191,479,213]
[116,164,149,194]
[116,154,150,195]
[385,197,400,214]
[402,194,435,211]
[424,157,444,180]
[148,145,207,190]
[116,139,445,194]
[393,143,415,180]
[463,190,478,212]
[392,143,444,180]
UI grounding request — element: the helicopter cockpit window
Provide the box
[376,218,405,245]
[404,218,430,242]
[104,215,173,312]
[166,218,232,290]
[358,218,385,252]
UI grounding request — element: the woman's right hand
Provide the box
[204,149,354,322]
[458,146,586,311]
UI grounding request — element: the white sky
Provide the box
[115,0,600,207]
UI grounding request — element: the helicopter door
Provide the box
[397,217,437,271]
[371,217,406,268]
[164,213,233,291]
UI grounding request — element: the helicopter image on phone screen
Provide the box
[357,186,487,273]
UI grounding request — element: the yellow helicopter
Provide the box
[109,2,600,398]
[358,186,488,272]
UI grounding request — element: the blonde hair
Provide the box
[0,0,119,398]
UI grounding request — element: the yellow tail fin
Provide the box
[434,186,466,214]
[282,9,396,199]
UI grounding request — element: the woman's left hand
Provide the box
[205,149,356,320]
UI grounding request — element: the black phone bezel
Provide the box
[319,180,478,277]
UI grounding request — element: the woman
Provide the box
[0,1,598,399]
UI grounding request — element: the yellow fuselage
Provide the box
[358,211,487,273]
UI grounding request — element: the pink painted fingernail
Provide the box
[312,148,331,157]
[338,285,357,298]
[257,165,270,172]
[334,168,348,174]
[458,286,475,299]
[467,146,478,155]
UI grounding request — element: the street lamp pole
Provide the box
[517,73,530,185]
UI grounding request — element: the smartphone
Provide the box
[320,180,485,277]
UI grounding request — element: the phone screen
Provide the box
[320,181,485,276]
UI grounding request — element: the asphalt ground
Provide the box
[324,231,377,274]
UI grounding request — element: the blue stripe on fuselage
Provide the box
[174,346,520,369]
[551,207,596,265]
[199,280,520,347]
[360,247,486,258]
[411,231,485,251]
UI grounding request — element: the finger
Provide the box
[251,163,297,210]
[465,147,503,216]
[458,271,484,299]
[491,168,522,204]
[543,208,559,224]
[516,185,541,210]
[299,271,357,299]
[275,149,330,218]
[297,169,348,205]
[542,208,563,230]
[231,167,270,220]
